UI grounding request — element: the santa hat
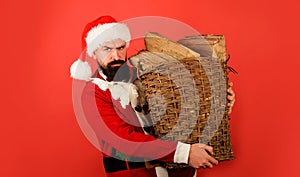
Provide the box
[70,15,131,81]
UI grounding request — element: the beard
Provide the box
[100,60,127,82]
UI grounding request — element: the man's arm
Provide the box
[82,81,220,167]
[81,82,177,162]
[227,82,235,114]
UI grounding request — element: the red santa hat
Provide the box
[70,15,131,81]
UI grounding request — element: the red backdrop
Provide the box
[1,0,300,177]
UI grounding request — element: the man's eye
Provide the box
[104,48,112,52]
[118,46,125,50]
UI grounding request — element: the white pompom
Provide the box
[70,59,92,81]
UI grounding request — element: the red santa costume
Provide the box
[70,15,196,177]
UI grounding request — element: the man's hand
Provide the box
[227,82,235,114]
[188,144,218,169]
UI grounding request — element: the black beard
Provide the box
[100,60,127,82]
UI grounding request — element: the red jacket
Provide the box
[81,74,177,162]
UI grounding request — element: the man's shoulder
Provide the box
[82,78,111,99]
[83,73,103,92]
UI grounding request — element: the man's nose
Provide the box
[111,49,121,60]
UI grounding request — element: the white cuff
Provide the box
[174,142,190,164]
[155,166,169,177]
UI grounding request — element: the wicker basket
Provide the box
[130,33,233,169]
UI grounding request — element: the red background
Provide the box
[1,0,300,177]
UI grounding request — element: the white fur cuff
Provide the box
[174,142,190,164]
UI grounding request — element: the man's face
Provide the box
[92,39,127,69]
[92,39,128,81]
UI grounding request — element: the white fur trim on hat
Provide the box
[85,23,131,56]
[70,59,92,81]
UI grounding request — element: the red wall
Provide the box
[1,0,300,177]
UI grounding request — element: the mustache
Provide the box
[107,60,126,67]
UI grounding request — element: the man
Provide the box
[70,15,235,176]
